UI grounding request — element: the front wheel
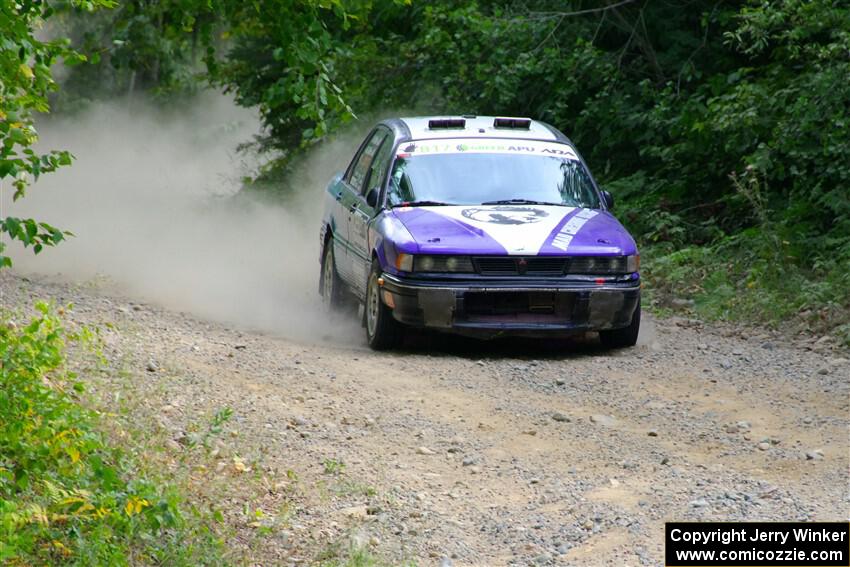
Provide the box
[599,299,641,348]
[365,262,401,350]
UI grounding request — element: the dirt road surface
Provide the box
[3,272,848,566]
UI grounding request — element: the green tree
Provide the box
[0,0,114,267]
[56,0,219,103]
[56,0,408,171]
[348,0,849,260]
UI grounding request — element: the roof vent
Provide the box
[428,118,466,129]
[493,117,531,130]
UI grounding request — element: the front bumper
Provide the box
[379,273,640,338]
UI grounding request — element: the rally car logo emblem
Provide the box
[517,258,528,274]
[461,206,549,225]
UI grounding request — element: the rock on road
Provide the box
[3,272,848,566]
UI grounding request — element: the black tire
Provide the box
[365,262,401,350]
[599,299,641,349]
[320,240,345,312]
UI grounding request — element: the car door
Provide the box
[334,128,387,285]
[325,174,354,284]
[349,129,393,290]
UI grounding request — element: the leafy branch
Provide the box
[0,0,114,268]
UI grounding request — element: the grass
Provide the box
[99,368,294,564]
[316,542,417,567]
[629,167,850,348]
[640,230,850,347]
[0,302,225,565]
[323,458,346,475]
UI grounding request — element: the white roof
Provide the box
[399,116,558,141]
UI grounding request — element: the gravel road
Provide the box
[3,272,848,566]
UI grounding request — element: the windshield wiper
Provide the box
[481,198,567,206]
[392,200,451,207]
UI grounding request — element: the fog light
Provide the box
[382,290,395,308]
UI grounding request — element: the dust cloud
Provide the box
[636,315,657,348]
[2,93,365,344]
[3,96,656,350]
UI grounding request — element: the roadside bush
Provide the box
[0,302,221,565]
[642,234,850,346]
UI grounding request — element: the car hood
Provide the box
[390,205,637,256]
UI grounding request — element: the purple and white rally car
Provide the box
[319,116,641,350]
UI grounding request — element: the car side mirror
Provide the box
[601,190,614,210]
[365,188,379,208]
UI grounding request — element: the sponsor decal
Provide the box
[397,139,579,160]
[433,205,574,255]
[550,209,598,251]
[461,206,549,225]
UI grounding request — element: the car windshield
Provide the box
[386,145,600,208]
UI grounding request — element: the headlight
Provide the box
[413,255,474,273]
[418,255,436,271]
[568,255,639,274]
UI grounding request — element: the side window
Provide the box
[387,159,414,206]
[363,137,393,198]
[347,130,388,191]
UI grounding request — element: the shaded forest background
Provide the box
[4,0,850,342]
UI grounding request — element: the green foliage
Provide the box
[643,234,850,345]
[0,303,223,564]
[0,218,70,267]
[341,0,848,337]
[0,0,113,267]
[375,0,848,242]
[55,0,219,105]
[322,458,346,475]
[316,543,413,567]
[212,0,364,152]
[191,406,234,450]
[58,0,411,152]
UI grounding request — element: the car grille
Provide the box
[474,257,567,276]
[473,256,566,276]
[473,256,627,276]
[475,257,522,275]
